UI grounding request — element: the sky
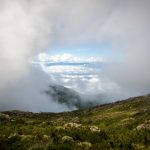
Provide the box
[0,0,150,112]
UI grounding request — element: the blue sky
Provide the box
[48,40,114,57]
[45,40,124,63]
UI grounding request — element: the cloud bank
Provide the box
[0,0,150,112]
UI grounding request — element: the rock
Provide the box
[56,126,65,130]
[131,111,140,116]
[20,135,33,141]
[72,117,80,123]
[20,135,26,140]
[26,120,34,124]
[136,120,150,130]
[136,123,150,130]
[64,122,82,128]
[42,122,46,125]
[78,141,92,148]
[137,124,145,130]
[43,135,49,140]
[62,136,74,142]
[10,119,15,122]
[89,126,101,132]
[0,113,10,121]
[8,133,18,139]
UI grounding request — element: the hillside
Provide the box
[0,95,150,150]
[45,85,99,109]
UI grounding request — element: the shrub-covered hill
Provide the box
[0,95,150,150]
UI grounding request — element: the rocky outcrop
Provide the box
[62,136,74,142]
[89,126,101,132]
[136,120,150,130]
[64,122,82,128]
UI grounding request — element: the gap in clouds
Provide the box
[32,50,128,107]
[32,52,105,91]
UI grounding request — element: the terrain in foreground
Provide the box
[0,95,150,150]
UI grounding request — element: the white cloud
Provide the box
[0,0,150,112]
[34,53,102,82]
[37,53,104,63]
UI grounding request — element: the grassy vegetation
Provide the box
[0,95,150,149]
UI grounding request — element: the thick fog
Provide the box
[0,0,150,112]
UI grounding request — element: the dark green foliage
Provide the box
[47,143,73,150]
[0,136,26,150]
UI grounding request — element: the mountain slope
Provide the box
[0,95,150,149]
[45,85,98,109]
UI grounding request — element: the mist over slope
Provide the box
[45,85,104,109]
